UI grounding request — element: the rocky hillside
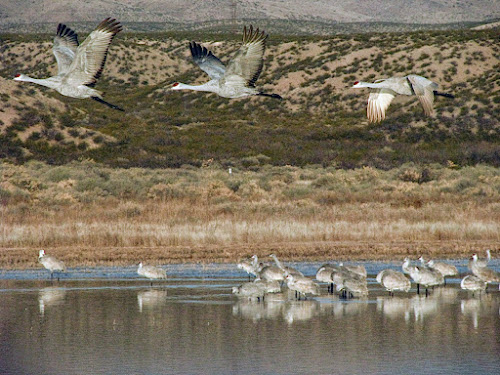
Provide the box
[0,0,498,33]
[0,28,499,168]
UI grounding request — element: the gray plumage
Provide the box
[137,262,167,285]
[352,74,452,122]
[38,249,66,280]
[376,269,411,294]
[14,18,123,110]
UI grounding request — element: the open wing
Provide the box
[367,89,396,123]
[189,42,226,80]
[222,25,267,88]
[64,18,122,86]
[53,23,79,75]
[407,75,437,116]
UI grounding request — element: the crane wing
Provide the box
[53,23,79,75]
[411,82,436,116]
[367,89,396,123]
[223,25,267,88]
[189,42,226,80]
[407,75,437,116]
[64,18,122,86]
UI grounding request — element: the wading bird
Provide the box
[376,269,411,296]
[460,275,486,294]
[339,262,367,279]
[137,263,167,286]
[237,255,260,280]
[469,254,500,290]
[475,249,492,268]
[315,264,342,293]
[352,74,453,122]
[404,257,445,295]
[38,249,66,280]
[285,274,320,300]
[413,267,444,296]
[171,25,281,99]
[423,258,458,285]
[232,282,266,301]
[332,271,368,298]
[14,18,123,111]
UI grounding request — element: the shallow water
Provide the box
[0,261,499,375]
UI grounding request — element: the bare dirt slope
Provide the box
[0,0,498,28]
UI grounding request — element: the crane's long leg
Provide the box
[91,96,124,111]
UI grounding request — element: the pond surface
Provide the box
[0,261,499,375]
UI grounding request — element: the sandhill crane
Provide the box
[253,279,282,294]
[315,264,342,293]
[258,264,285,282]
[413,267,444,296]
[403,257,425,294]
[170,25,281,99]
[352,74,454,122]
[232,281,266,301]
[376,269,411,295]
[14,18,123,111]
[475,249,492,268]
[137,263,167,286]
[425,259,458,285]
[285,274,320,300]
[460,275,486,294]
[332,271,368,298]
[237,255,259,280]
[38,249,66,280]
[338,262,367,279]
[469,254,500,290]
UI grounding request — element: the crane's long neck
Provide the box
[16,75,59,90]
[174,82,217,93]
[271,254,284,271]
[354,81,386,89]
[402,259,411,273]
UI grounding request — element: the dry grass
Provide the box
[1,161,499,269]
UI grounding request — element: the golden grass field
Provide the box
[1,160,498,269]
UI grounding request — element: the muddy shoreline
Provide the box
[1,240,496,270]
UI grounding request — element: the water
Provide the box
[0,261,499,375]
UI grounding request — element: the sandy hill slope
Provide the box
[0,28,499,168]
[0,0,498,30]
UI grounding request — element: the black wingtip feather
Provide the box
[189,41,215,62]
[56,23,79,46]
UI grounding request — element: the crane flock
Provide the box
[34,249,499,300]
[12,19,455,120]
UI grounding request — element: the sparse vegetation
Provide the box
[0,29,498,169]
[1,161,499,268]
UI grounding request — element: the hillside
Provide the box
[0,28,499,169]
[0,1,499,33]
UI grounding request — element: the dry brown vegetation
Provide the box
[1,161,498,269]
